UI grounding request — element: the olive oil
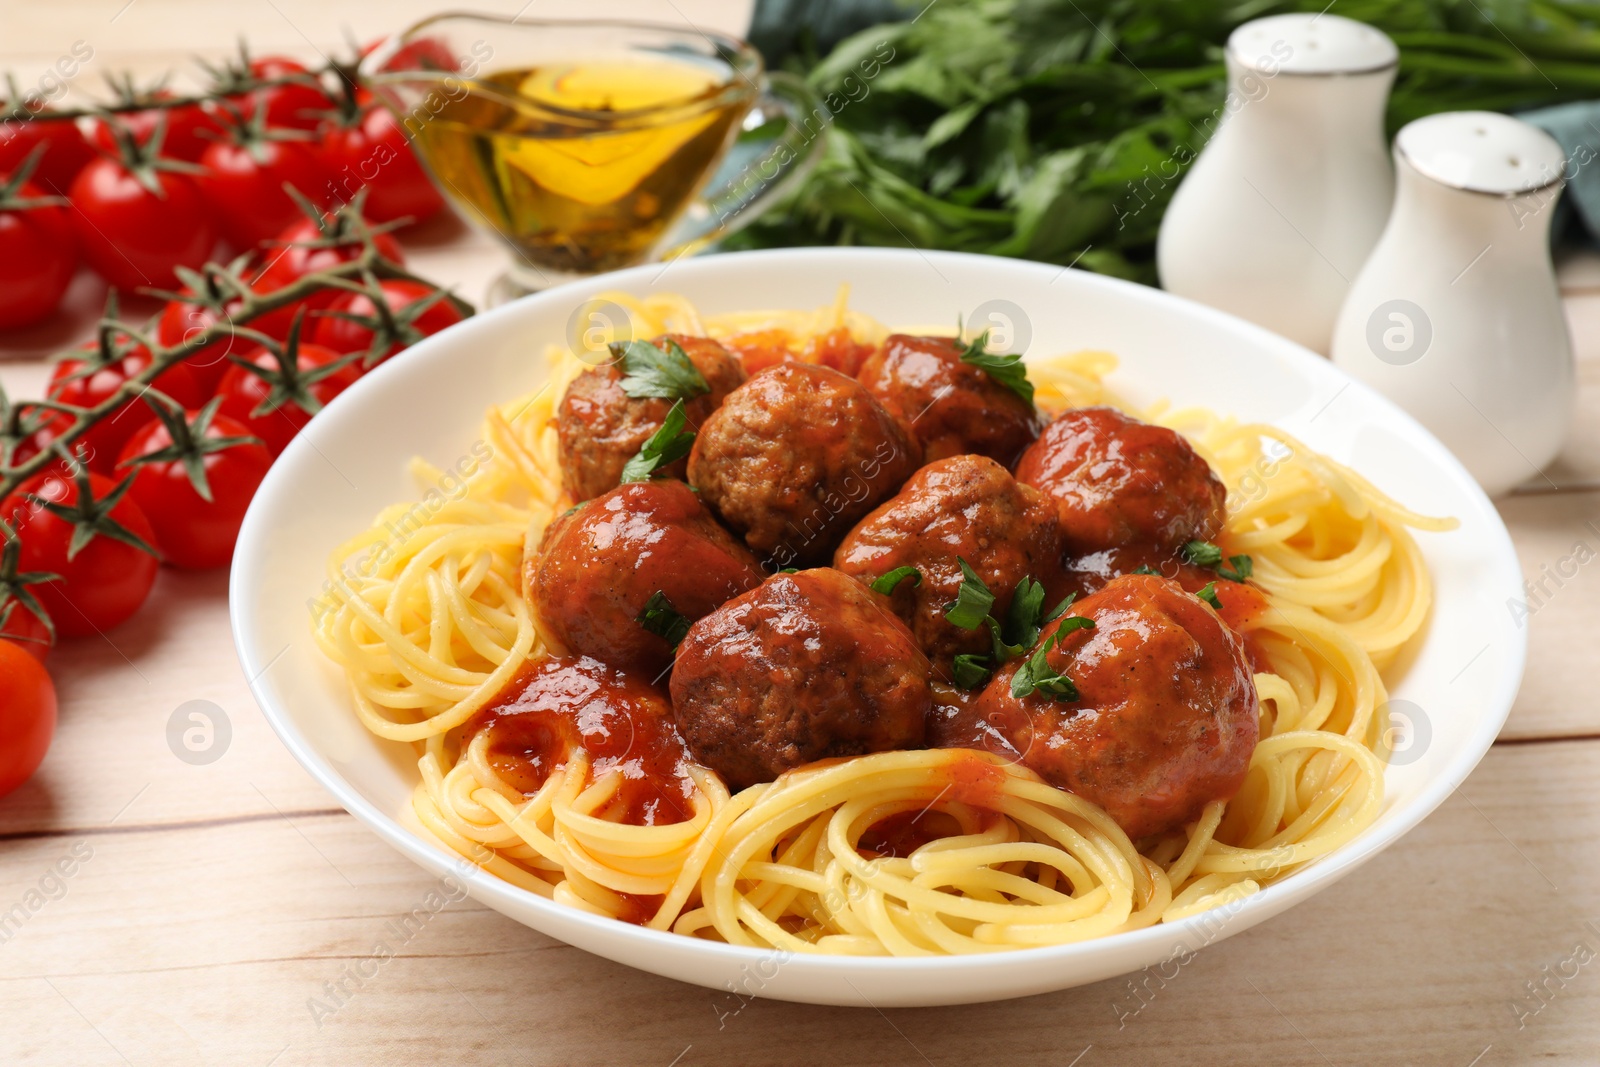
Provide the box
[411,60,752,277]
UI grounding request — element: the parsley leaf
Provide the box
[1217,554,1253,583]
[1002,575,1046,646]
[958,330,1034,407]
[620,399,695,482]
[1196,581,1222,609]
[1009,616,1095,701]
[1182,540,1223,568]
[1042,592,1076,625]
[951,653,993,691]
[943,558,995,630]
[1131,564,1162,576]
[871,566,922,595]
[613,339,711,401]
[636,590,690,646]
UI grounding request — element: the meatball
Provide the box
[1014,406,1227,555]
[834,455,1061,670]
[859,334,1041,466]
[670,568,932,790]
[531,479,764,678]
[687,362,920,567]
[556,333,745,501]
[975,574,1259,839]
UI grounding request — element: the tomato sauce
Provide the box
[467,656,696,827]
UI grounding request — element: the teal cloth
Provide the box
[1520,101,1600,245]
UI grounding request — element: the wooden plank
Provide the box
[2,740,1595,1066]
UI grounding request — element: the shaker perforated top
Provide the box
[1227,13,1398,76]
[1395,111,1568,196]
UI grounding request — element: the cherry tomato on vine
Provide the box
[2,404,72,474]
[216,338,362,455]
[88,94,226,164]
[360,35,461,73]
[249,212,404,337]
[157,291,251,397]
[67,149,217,290]
[0,639,55,798]
[320,101,444,226]
[229,56,334,133]
[49,332,203,472]
[0,467,160,638]
[0,603,52,661]
[310,279,463,367]
[197,128,332,250]
[117,399,273,569]
[0,108,93,193]
[0,520,57,662]
[0,166,76,330]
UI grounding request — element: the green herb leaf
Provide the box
[951,653,993,691]
[1196,581,1222,610]
[1002,575,1046,644]
[1009,616,1094,701]
[620,399,695,483]
[614,339,711,401]
[1217,554,1253,583]
[958,330,1034,407]
[871,565,922,595]
[636,590,690,647]
[1131,564,1162,576]
[1182,540,1223,568]
[1042,593,1076,625]
[943,558,995,630]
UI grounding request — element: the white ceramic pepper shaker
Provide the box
[1158,14,1398,354]
[1330,112,1571,498]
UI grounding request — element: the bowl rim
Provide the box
[230,245,1527,975]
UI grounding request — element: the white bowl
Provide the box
[230,248,1525,1006]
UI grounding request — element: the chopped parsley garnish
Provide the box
[636,590,690,646]
[951,653,993,691]
[958,329,1034,407]
[1182,539,1253,583]
[1010,616,1095,701]
[619,399,695,482]
[1131,564,1162,576]
[613,338,710,401]
[943,558,996,630]
[871,565,922,595]
[1196,581,1222,610]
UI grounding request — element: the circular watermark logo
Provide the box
[967,299,1033,357]
[565,299,633,367]
[167,700,232,766]
[1375,698,1431,767]
[1365,299,1432,366]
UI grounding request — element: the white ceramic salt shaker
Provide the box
[1330,112,1571,498]
[1157,14,1398,354]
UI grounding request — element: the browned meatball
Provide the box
[975,574,1259,839]
[556,334,745,501]
[531,480,764,678]
[834,455,1060,670]
[670,568,932,790]
[1014,406,1227,555]
[859,334,1041,466]
[687,362,920,567]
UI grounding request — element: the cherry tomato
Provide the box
[118,407,273,569]
[0,598,52,661]
[361,35,461,73]
[216,341,361,455]
[0,469,160,637]
[250,215,404,337]
[0,639,56,798]
[68,155,218,290]
[49,341,202,472]
[88,95,227,164]
[197,135,331,249]
[0,111,93,193]
[157,293,250,398]
[309,280,463,366]
[320,102,444,226]
[4,404,73,473]
[236,57,334,132]
[0,177,76,330]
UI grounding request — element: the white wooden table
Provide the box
[3,3,1599,1064]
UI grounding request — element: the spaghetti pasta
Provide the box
[311,288,1452,955]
